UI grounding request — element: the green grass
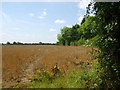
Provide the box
[15,59,102,88]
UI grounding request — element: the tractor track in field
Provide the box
[20,49,50,83]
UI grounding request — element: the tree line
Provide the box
[57,15,98,46]
[1,41,56,45]
[57,2,120,88]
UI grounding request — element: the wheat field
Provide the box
[2,45,92,87]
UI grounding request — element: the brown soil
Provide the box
[2,45,93,88]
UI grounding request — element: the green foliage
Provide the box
[70,41,78,46]
[57,2,120,88]
[57,34,65,45]
[6,41,11,45]
[77,38,86,45]
[4,42,56,45]
[15,61,101,88]
[57,16,97,46]
[87,2,120,88]
[84,35,99,47]
[78,16,97,39]
[61,26,72,46]
[13,41,17,45]
[57,24,80,46]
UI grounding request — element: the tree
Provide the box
[61,27,72,46]
[7,42,10,45]
[13,41,17,45]
[70,24,80,45]
[87,2,120,88]
[78,16,97,39]
[80,15,87,25]
[17,42,23,45]
[39,42,42,45]
[57,34,65,45]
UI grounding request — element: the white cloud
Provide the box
[49,28,56,32]
[54,19,66,24]
[77,0,91,24]
[37,16,45,19]
[78,16,84,23]
[43,10,47,16]
[28,9,47,19]
[78,0,91,9]
[29,13,35,17]
[38,9,47,19]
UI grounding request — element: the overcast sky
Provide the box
[0,0,91,43]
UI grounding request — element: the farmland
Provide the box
[2,45,94,88]
[1,2,120,88]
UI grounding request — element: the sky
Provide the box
[0,0,91,43]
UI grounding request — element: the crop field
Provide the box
[2,45,93,88]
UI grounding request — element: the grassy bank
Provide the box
[14,59,102,88]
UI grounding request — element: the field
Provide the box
[2,45,94,88]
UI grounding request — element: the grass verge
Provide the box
[14,59,102,88]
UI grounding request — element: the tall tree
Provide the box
[57,34,65,45]
[78,16,97,39]
[70,24,80,45]
[61,27,72,46]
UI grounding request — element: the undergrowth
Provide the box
[15,59,102,88]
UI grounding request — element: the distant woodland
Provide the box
[1,41,56,45]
